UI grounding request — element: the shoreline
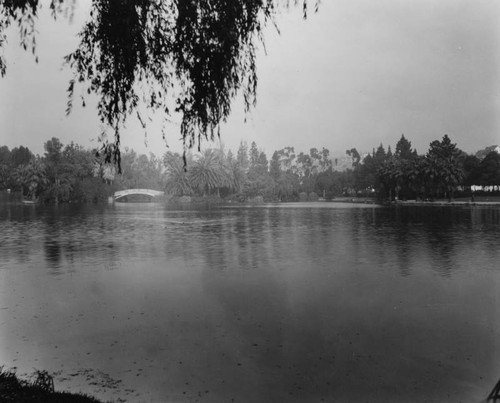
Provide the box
[392,200,500,207]
[328,196,500,207]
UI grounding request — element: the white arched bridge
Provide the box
[113,188,164,201]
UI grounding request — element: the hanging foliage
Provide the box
[0,0,318,171]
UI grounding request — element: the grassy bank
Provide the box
[0,368,104,403]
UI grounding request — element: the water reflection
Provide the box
[0,202,499,402]
[471,206,500,227]
[43,239,62,271]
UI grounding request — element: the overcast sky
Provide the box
[1,0,499,158]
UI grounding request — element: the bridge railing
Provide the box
[114,189,164,198]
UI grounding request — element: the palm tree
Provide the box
[13,158,48,201]
[378,157,404,200]
[163,152,193,196]
[189,149,230,196]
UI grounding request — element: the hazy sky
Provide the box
[1,0,499,158]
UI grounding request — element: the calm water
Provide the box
[1,201,499,402]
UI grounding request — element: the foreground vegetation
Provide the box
[1,134,499,204]
[0,368,103,403]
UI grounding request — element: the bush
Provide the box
[308,192,319,201]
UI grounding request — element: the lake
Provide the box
[1,201,499,402]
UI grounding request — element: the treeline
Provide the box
[0,138,165,203]
[351,134,500,201]
[163,143,344,201]
[163,136,500,202]
[1,135,499,203]
[0,138,347,203]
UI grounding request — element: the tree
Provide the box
[0,145,11,189]
[63,142,95,180]
[275,147,296,173]
[395,134,414,160]
[355,153,376,194]
[163,151,193,196]
[236,141,250,173]
[269,148,302,201]
[390,135,417,199]
[309,147,323,175]
[386,145,393,158]
[0,145,10,164]
[296,151,312,179]
[244,168,274,200]
[269,151,281,181]
[462,154,481,186]
[349,144,388,196]
[314,168,353,198]
[13,157,48,200]
[272,171,298,201]
[378,157,406,200]
[134,153,165,189]
[426,134,464,200]
[224,150,245,194]
[147,153,166,189]
[0,1,317,169]
[10,146,33,167]
[346,148,361,167]
[256,151,269,175]
[319,147,332,172]
[244,144,273,200]
[249,141,260,171]
[60,142,106,202]
[477,151,500,186]
[43,137,73,203]
[189,149,230,196]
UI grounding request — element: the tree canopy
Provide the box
[0,0,317,170]
[394,134,415,160]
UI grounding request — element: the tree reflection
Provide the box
[43,239,62,272]
[43,210,62,274]
[423,208,470,278]
[471,206,500,227]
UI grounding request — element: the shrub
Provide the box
[308,192,319,201]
